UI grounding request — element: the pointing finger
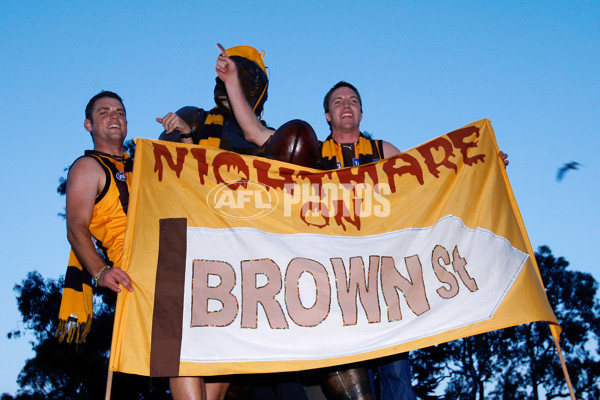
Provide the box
[216,43,227,57]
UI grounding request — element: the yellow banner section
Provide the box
[110,119,558,377]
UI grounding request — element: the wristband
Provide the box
[94,265,112,287]
[180,132,193,139]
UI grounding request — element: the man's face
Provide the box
[214,60,257,114]
[325,86,363,134]
[84,97,127,143]
[214,77,230,112]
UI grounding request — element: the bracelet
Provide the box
[94,265,112,287]
[180,131,193,139]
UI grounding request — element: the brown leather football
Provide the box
[264,119,321,169]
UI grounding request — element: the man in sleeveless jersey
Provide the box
[66,91,134,294]
[64,91,212,399]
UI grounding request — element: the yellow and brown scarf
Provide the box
[197,107,259,154]
[56,250,93,343]
[320,133,384,170]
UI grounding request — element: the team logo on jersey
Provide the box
[116,172,127,181]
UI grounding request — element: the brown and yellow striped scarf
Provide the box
[56,251,93,343]
[196,107,225,148]
[196,107,259,154]
[320,133,384,170]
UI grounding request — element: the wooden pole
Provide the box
[104,368,114,400]
[552,335,576,400]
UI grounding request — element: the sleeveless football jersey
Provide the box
[84,150,132,268]
[57,151,132,343]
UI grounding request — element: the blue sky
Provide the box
[1,0,598,394]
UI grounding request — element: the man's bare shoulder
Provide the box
[382,141,401,158]
[68,155,104,179]
[66,155,106,199]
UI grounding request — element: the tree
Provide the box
[3,271,170,399]
[521,246,600,400]
[411,246,600,399]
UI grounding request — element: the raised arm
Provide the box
[66,158,132,292]
[215,45,273,146]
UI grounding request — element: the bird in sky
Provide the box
[556,161,582,182]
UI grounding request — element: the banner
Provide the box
[109,119,559,377]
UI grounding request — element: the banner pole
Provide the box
[551,332,576,400]
[104,368,113,400]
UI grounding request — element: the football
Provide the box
[175,106,206,133]
[265,119,321,169]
